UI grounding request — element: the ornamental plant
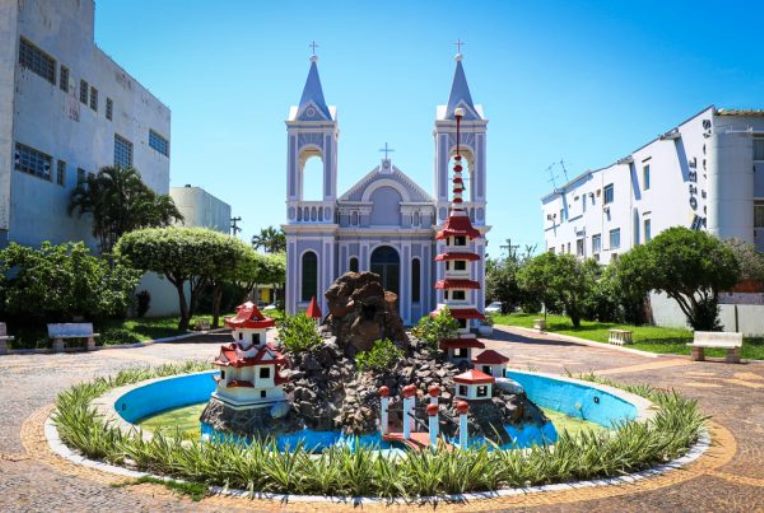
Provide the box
[276,312,321,352]
[355,338,404,372]
[411,307,459,349]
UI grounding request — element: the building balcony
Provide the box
[287,201,336,224]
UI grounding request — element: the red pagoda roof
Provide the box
[434,252,480,262]
[305,295,322,319]
[440,337,486,350]
[224,301,275,330]
[435,279,481,290]
[472,349,509,365]
[435,215,482,240]
[214,343,286,368]
[449,308,486,320]
[454,369,496,385]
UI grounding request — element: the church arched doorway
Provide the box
[370,245,400,296]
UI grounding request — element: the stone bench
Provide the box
[688,331,742,363]
[47,323,99,352]
[608,329,633,346]
[0,323,14,355]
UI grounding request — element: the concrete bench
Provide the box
[47,323,99,352]
[0,323,14,355]
[688,331,742,363]
[608,329,633,346]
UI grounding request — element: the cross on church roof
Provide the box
[379,142,395,160]
[309,40,319,56]
[454,38,465,54]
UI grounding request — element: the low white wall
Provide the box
[136,273,181,318]
[650,291,764,336]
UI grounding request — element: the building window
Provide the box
[349,257,359,273]
[18,38,55,84]
[89,86,98,111]
[301,251,318,302]
[755,201,764,228]
[643,165,650,190]
[644,219,652,242]
[411,258,421,303]
[609,228,621,250]
[259,367,270,379]
[453,236,467,246]
[455,347,468,358]
[603,184,614,204]
[452,290,466,301]
[592,234,601,254]
[14,143,52,181]
[482,365,492,374]
[454,260,467,271]
[251,333,261,345]
[59,65,69,92]
[566,242,571,254]
[220,370,225,380]
[77,168,87,183]
[149,129,170,157]
[476,386,488,398]
[559,208,565,222]
[458,385,468,396]
[106,98,113,120]
[114,134,133,168]
[755,139,764,161]
[576,238,585,257]
[79,80,88,104]
[56,160,66,186]
[260,390,267,398]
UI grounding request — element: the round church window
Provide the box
[306,107,316,117]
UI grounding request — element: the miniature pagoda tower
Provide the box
[432,103,486,363]
[212,302,290,411]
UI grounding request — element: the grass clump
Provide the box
[411,307,459,349]
[53,364,706,499]
[275,313,321,352]
[355,338,404,372]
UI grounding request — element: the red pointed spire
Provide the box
[305,295,322,320]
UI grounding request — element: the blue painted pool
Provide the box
[116,369,638,452]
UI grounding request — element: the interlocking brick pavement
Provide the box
[0,327,762,512]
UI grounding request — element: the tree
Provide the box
[725,238,764,283]
[251,226,286,253]
[115,227,248,330]
[0,241,139,322]
[517,252,597,327]
[618,227,739,331]
[610,244,654,324]
[68,166,183,252]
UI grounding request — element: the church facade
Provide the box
[283,52,489,326]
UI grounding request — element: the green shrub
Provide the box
[276,313,321,352]
[411,307,459,348]
[355,338,404,372]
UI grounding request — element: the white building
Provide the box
[170,185,231,234]
[541,106,764,261]
[0,0,171,248]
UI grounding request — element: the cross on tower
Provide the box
[309,40,319,56]
[454,38,465,54]
[379,142,395,160]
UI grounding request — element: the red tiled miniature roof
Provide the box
[434,252,480,261]
[435,215,482,240]
[305,295,322,319]
[435,279,481,290]
[449,308,486,320]
[214,343,286,368]
[227,379,254,388]
[453,369,496,385]
[472,349,509,365]
[224,301,275,330]
[440,338,486,350]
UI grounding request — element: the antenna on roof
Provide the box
[559,159,570,183]
[544,162,559,191]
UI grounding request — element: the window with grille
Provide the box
[56,160,66,186]
[59,65,69,92]
[79,80,88,104]
[14,143,52,181]
[89,86,98,111]
[149,129,169,157]
[19,38,55,84]
[106,98,113,120]
[114,134,133,168]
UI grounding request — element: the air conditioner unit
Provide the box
[546,214,553,221]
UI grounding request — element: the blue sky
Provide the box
[95,0,764,257]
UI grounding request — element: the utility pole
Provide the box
[230,216,242,237]
[499,238,519,260]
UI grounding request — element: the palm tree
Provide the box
[69,166,184,252]
[251,226,286,253]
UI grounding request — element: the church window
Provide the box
[349,257,359,273]
[351,211,358,225]
[413,211,420,226]
[301,251,318,302]
[411,259,421,302]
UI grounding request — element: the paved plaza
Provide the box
[0,328,762,512]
